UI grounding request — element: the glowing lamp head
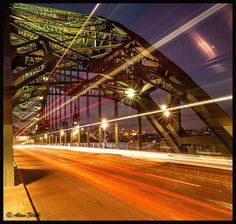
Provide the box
[164,110,171,117]
[160,104,167,111]
[60,130,64,136]
[101,118,108,130]
[44,134,47,139]
[126,88,135,98]
[75,125,80,132]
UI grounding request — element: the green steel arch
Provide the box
[9,3,232,155]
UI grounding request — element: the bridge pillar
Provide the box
[86,72,90,147]
[137,116,142,150]
[77,128,81,147]
[114,99,119,149]
[4,7,14,187]
[98,88,102,148]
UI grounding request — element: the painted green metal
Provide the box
[9,3,232,155]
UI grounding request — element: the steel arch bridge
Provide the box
[8,3,232,155]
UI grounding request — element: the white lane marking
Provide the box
[140,187,185,207]
[145,173,200,187]
[206,199,232,209]
[103,164,129,171]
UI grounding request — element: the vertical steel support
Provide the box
[77,70,80,147]
[70,70,73,128]
[51,88,54,131]
[167,94,181,133]
[114,99,119,149]
[98,87,102,148]
[59,87,62,130]
[138,116,142,150]
[64,132,67,145]
[49,89,51,132]
[86,72,90,147]
[77,128,81,147]
[55,89,58,131]
[3,7,14,187]
[64,71,66,130]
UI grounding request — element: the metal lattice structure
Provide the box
[9,3,232,155]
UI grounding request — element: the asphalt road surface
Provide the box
[14,147,232,220]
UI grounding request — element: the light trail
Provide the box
[39,96,115,129]
[38,3,101,96]
[152,4,226,49]
[13,4,101,138]
[13,144,232,170]
[78,95,232,129]
[14,3,227,137]
[29,95,232,137]
[39,3,227,123]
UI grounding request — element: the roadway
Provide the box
[14,147,232,220]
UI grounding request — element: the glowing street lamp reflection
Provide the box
[126,88,135,98]
[101,118,108,148]
[60,130,64,136]
[164,110,171,117]
[101,118,108,130]
[160,104,167,111]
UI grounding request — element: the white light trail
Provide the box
[45,3,227,120]
[14,4,101,137]
[28,95,232,136]
[153,4,226,49]
[15,3,227,136]
[13,144,232,170]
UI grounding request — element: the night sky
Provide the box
[32,3,232,131]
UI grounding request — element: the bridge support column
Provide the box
[4,92,14,187]
[138,116,142,150]
[4,7,14,187]
[114,99,119,149]
[86,72,90,147]
[98,88,102,148]
[77,128,81,147]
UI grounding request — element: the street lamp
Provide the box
[44,134,47,144]
[126,88,135,98]
[164,110,171,117]
[101,118,108,148]
[60,129,64,145]
[160,104,167,111]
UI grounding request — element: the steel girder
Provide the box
[9,3,232,155]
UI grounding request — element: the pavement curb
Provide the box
[4,161,40,221]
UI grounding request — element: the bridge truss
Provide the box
[8,3,232,155]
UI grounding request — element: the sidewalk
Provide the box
[3,165,38,221]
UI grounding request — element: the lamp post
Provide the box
[101,118,108,148]
[60,129,64,145]
[75,125,80,147]
[160,104,171,131]
[126,88,135,98]
[44,134,47,144]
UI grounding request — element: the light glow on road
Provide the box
[13,144,232,170]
